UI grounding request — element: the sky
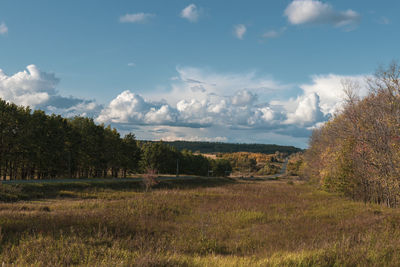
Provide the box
[0,0,398,148]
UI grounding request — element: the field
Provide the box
[1,178,400,266]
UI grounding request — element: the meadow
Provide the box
[0,177,400,266]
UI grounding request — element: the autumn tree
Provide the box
[303,62,400,207]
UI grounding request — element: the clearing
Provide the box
[0,178,399,266]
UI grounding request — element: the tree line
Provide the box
[0,99,231,180]
[302,62,400,207]
[151,140,302,154]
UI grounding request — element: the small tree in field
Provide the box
[143,168,158,192]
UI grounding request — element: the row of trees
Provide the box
[303,62,400,207]
[0,99,231,180]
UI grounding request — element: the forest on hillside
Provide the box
[145,140,302,154]
[301,62,400,207]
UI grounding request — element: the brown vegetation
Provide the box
[286,153,304,176]
[1,179,400,265]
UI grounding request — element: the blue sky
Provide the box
[0,0,398,148]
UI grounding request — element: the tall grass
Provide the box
[0,179,400,266]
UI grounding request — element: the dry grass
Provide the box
[0,179,400,266]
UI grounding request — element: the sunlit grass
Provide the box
[0,179,400,265]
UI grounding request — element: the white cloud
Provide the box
[97,87,283,129]
[234,24,246,39]
[97,84,285,131]
[284,0,360,29]
[145,105,177,124]
[96,91,179,125]
[285,93,324,126]
[180,4,199,22]
[0,23,8,35]
[0,65,57,107]
[96,91,148,124]
[127,62,136,67]
[119,13,155,23]
[0,65,101,117]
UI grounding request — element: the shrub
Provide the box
[143,169,159,192]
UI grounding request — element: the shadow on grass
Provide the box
[0,177,237,202]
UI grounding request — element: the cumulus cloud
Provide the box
[97,87,286,130]
[285,93,325,126]
[0,65,101,117]
[180,4,199,22]
[284,0,360,29]
[234,24,246,39]
[0,65,58,107]
[119,13,155,23]
[299,74,368,115]
[0,23,7,35]
[96,91,179,125]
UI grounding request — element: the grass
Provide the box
[0,178,400,266]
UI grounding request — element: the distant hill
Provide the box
[140,140,302,154]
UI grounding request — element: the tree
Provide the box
[140,142,179,174]
[121,133,141,178]
[211,159,232,177]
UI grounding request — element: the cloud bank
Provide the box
[96,66,367,147]
[0,65,368,148]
